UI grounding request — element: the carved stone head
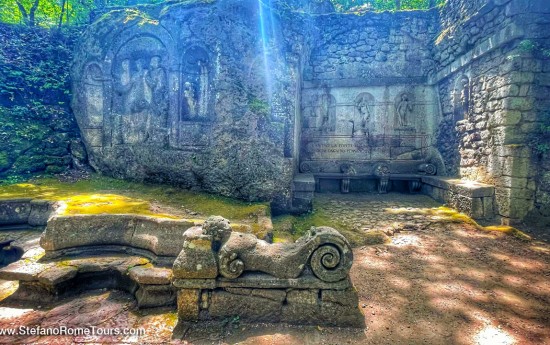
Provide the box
[150,56,161,68]
[202,216,232,245]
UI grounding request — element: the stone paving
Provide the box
[317,192,442,232]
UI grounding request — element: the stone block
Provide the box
[40,214,134,251]
[320,301,365,328]
[286,289,318,304]
[0,261,53,282]
[173,279,217,289]
[502,97,533,111]
[223,287,287,303]
[37,265,77,286]
[131,217,194,257]
[177,289,200,321]
[136,284,175,308]
[28,200,59,226]
[0,199,32,225]
[172,235,217,279]
[209,290,282,322]
[282,289,321,325]
[321,289,359,307]
[129,266,172,285]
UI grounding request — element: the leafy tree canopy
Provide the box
[0,0,162,27]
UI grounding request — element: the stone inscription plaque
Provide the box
[305,137,369,160]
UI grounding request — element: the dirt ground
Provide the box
[0,194,549,345]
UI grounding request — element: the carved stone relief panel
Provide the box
[111,36,169,146]
[300,86,441,173]
[394,92,415,129]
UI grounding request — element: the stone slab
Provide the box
[0,199,32,225]
[129,266,173,285]
[41,214,194,257]
[135,284,176,308]
[422,177,494,197]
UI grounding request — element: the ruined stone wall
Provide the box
[433,0,550,223]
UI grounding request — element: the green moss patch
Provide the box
[0,175,269,226]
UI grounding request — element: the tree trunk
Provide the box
[395,0,401,10]
[58,0,67,28]
[15,1,29,25]
[429,0,437,8]
[28,0,40,26]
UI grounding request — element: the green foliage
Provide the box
[330,0,445,12]
[0,24,80,180]
[530,122,550,156]
[0,0,163,27]
[518,40,538,53]
[248,97,270,117]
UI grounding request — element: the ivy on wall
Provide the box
[0,24,82,183]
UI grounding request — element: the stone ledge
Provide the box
[422,177,495,198]
[0,253,175,308]
[422,177,496,220]
[173,272,351,290]
[41,214,196,258]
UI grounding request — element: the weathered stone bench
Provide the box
[421,176,495,220]
[172,216,365,328]
[0,248,176,308]
[40,214,196,266]
[0,199,60,227]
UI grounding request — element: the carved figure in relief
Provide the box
[144,56,168,142]
[112,59,132,144]
[82,63,104,128]
[145,56,167,115]
[129,59,151,114]
[355,94,372,136]
[183,82,197,119]
[396,93,413,127]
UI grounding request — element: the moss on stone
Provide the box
[0,152,9,171]
[0,174,269,226]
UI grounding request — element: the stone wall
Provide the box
[298,10,446,183]
[72,0,299,211]
[304,11,439,84]
[432,0,550,223]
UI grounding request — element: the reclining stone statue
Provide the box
[172,216,364,328]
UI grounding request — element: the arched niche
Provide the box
[180,45,213,121]
[394,92,415,128]
[353,92,375,137]
[110,34,169,146]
